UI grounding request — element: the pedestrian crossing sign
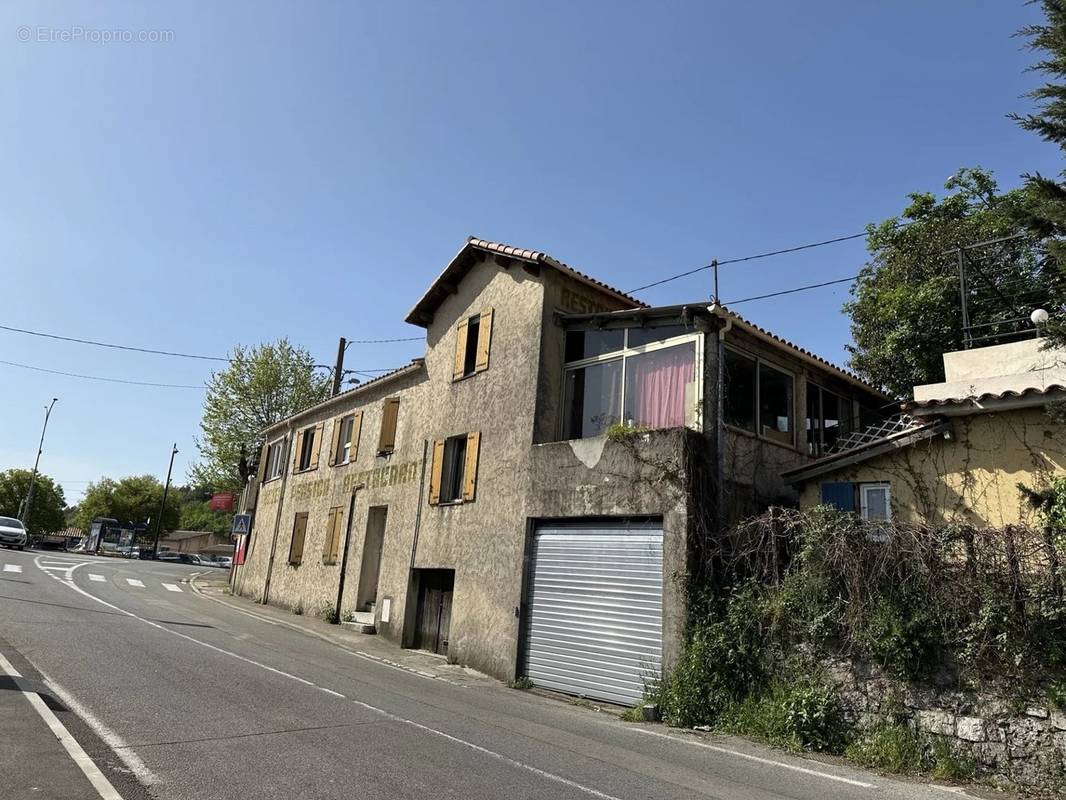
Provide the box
[232,514,251,535]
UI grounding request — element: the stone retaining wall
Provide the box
[830,659,1066,789]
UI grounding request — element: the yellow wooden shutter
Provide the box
[475,309,493,372]
[324,508,337,561]
[378,399,400,453]
[453,318,469,381]
[350,411,363,462]
[328,418,342,466]
[290,514,306,564]
[428,439,445,505]
[256,442,269,483]
[331,509,343,562]
[463,431,481,502]
[292,430,305,470]
[310,422,324,469]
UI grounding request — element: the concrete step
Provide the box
[342,610,376,634]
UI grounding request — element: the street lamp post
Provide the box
[20,398,58,527]
[151,444,179,558]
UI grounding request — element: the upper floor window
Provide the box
[453,309,495,380]
[261,438,287,482]
[378,398,400,455]
[562,326,700,439]
[429,431,481,505]
[806,383,854,456]
[294,423,323,472]
[723,348,795,446]
[330,411,363,466]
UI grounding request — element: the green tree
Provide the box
[191,340,330,491]
[74,475,180,533]
[174,484,233,535]
[0,469,66,534]
[845,169,1055,396]
[1012,0,1066,345]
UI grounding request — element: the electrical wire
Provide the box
[0,359,204,389]
[724,275,860,306]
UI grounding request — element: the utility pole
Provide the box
[151,444,178,558]
[332,337,347,397]
[20,398,58,526]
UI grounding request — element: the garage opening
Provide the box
[521,519,663,706]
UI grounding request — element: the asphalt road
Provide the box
[0,547,974,800]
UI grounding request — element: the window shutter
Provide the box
[324,508,337,561]
[290,514,307,564]
[463,431,481,502]
[256,442,269,483]
[821,482,855,512]
[453,319,469,381]
[350,411,363,462]
[379,399,400,453]
[310,422,324,469]
[328,419,342,466]
[428,439,445,505]
[292,430,305,470]
[475,309,493,372]
[331,509,343,562]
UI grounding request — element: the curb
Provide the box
[187,574,472,688]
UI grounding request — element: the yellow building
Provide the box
[783,338,1066,527]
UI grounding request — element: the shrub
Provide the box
[845,722,926,774]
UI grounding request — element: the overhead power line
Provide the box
[724,275,860,306]
[0,323,424,362]
[0,359,204,389]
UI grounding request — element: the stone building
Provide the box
[234,236,887,705]
[784,337,1066,527]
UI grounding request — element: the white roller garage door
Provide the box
[522,520,663,706]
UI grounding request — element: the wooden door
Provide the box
[414,570,454,656]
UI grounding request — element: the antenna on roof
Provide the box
[711,259,719,304]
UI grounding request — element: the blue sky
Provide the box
[0,2,1056,505]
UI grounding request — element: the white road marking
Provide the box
[88,574,106,582]
[626,727,876,789]
[162,583,182,592]
[58,578,624,800]
[125,579,144,588]
[34,558,90,582]
[3,564,22,573]
[0,652,125,800]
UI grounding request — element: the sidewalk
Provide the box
[190,572,501,690]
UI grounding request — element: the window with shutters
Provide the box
[293,423,323,472]
[322,506,344,564]
[860,483,891,521]
[452,309,494,380]
[262,438,287,482]
[378,399,400,455]
[429,431,481,505]
[288,512,308,566]
[330,412,362,466]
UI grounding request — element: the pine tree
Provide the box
[1012,1,1066,341]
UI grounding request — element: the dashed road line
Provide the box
[162,583,182,593]
[126,579,144,588]
[88,574,106,582]
[3,564,22,573]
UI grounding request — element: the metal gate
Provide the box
[522,520,663,705]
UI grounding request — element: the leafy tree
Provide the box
[845,169,1056,397]
[1012,0,1066,345]
[74,475,180,533]
[191,340,330,491]
[174,484,233,535]
[0,469,66,534]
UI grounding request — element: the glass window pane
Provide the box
[563,359,622,438]
[626,325,690,349]
[806,383,822,455]
[724,350,756,431]
[822,391,843,452]
[758,364,793,444]
[564,329,624,362]
[623,342,696,429]
[863,486,889,520]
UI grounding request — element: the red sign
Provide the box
[209,492,235,511]
[234,534,248,566]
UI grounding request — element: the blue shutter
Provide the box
[821,482,855,512]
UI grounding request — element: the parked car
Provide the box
[0,517,27,550]
[156,551,180,563]
[177,553,209,566]
[212,556,232,569]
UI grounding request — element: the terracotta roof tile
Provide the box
[907,383,1066,410]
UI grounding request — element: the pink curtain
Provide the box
[628,345,694,429]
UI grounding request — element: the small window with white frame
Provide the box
[263,439,287,481]
[860,482,891,521]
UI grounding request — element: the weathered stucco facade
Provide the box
[234,237,886,696]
